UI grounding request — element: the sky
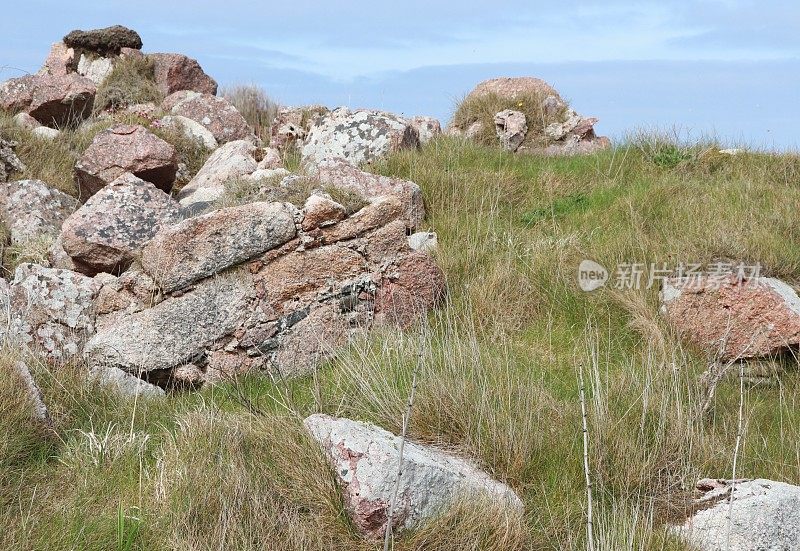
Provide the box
[1,1,798,150]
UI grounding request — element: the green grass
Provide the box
[2,134,800,549]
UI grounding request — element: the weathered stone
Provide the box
[673,478,800,550]
[148,53,218,97]
[409,116,442,145]
[0,139,26,182]
[141,201,297,293]
[84,277,250,373]
[162,91,255,145]
[466,77,561,102]
[318,195,404,245]
[494,109,527,152]
[301,107,420,167]
[157,115,218,149]
[60,173,182,275]
[39,42,76,77]
[408,231,438,253]
[12,112,41,130]
[176,140,258,207]
[3,263,100,360]
[268,105,329,153]
[32,126,60,140]
[0,179,79,243]
[301,194,347,231]
[63,25,143,55]
[74,124,177,200]
[314,160,424,229]
[374,251,446,328]
[304,414,523,539]
[1,73,96,128]
[11,360,52,425]
[661,275,800,360]
[76,53,114,85]
[0,75,37,113]
[90,365,165,397]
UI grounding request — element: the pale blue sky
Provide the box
[1,1,798,149]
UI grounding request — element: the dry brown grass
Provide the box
[93,56,163,114]
[222,85,279,141]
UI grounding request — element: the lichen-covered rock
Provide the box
[3,263,100,360]
[673,478,800,550]
[60,173,182,275]
[0,75,37,114]
[409,116,442,145]
[84,277,250,373]
[157,115,218,149]
[176,140,258,208]
[494,109,527,152]
[301,107,420,168]
[661,275,800,360]
[162,91,255,145]
[63,25,143,55]
[148,53,218,97]
[74,124,177,199]
[0,179,79,243]
[140,201,297,293]
[269,105,329,153]
[0,73,96,128]
[313,159,424,229]
[304,414,523,539]
[0,138,26,182]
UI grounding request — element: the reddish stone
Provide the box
[148,53,218,97]
[162,91,254,145]
[375,252,446,328]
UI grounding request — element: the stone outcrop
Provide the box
[301,107,420,168]
[74,124,178,199]
[540,108,610,156]
[466,77,561,103]
[661,275,800,360]
[269,105,329,153]
[0,179,78,243]
[494,109,527,152]
[1,263,100,360]
[63,25,143,56]
[162,91,255,145]
[60,173,182,275]
[304,414,523,539]
[176,140,258,208]
[674,478,800,550]
[90,365,166,397]
[0,139,26,182]
[0,73,96,127]
[148,53,218,97]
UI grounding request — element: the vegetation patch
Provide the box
[221,85,279,141]
[93,56,162,114]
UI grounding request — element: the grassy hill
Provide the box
[3,135,800,550]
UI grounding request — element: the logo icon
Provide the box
[578,260,608,292]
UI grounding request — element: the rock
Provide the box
[301,107,420,168]
[494,109,527,152]
[314,159,424,229]
[3,263,100,360]
[162,91,255,145]
[374,251,446,328]
[544,110,587,141]
[39,42,75,77]
[176,140,258,208]
[0,138,26,182]
[84,277,250,373]
[409,116,442,145]
[408,231,437,253]
[258,147,283,169]
[673,478,800,550]
[63,25,143,55]
[13,112,41,130]
[661,275,800,360]
[89,365,165,397]
[541,95,566,116]
[11,361,52,425]
[301,194,347,231]
[304,414,523,539]
[465,121,483,139]
[269,106,326,153]
[74,124,177,200]
[156,115,218,149]
[32,126,60,140]
[0,179,79,243]
[60,173,182,275]
[141,201,297,293]
[76,53,114,85]
[148,53,218,97]
[0,73,96,128]
[466,77,561,102]
[538,109,609,156]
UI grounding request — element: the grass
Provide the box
[221,85,279,142]
[93,56,163,114]
[2,132,800,549]
[451,91,568,150]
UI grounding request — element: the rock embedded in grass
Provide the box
[673,478,800,550]
[304,414,524,539]
[408,115,442,145]
[163,91,256,145]
[176,140,259,208]
[494,109,527,152]
[660,275,800,360]
[0,139,27,182]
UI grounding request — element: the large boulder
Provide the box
[313,159,425,229]
[0,138,26,182]
[1,263,100,360]
[175,140,258,208]
[661,275,800,360]
[62,25,143,56]
[140,201,297,293]
[466,77,561,103]
[0,73,96,128]
[60,173,182,275]
[304,414,523,539]
[84,277,251,374]
[162,91,255,145]
[74,124,178,200]
[0,179,79,243]
[674,478,800,550]
[300,107,420,168]
[148,53,218,97]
